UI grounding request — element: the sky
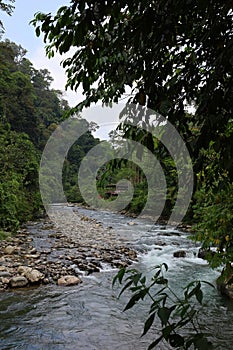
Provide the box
[0,0,125,139]
[1,0,81,106]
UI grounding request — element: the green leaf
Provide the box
[193,334,213,349]
[78,1,85,12]
[180,305,192,320]
[60,32,73,53]
[112,268,126,287]
[156,277,168,285]
[131,272,142,285]
[83,76,90,92]
[35,26,40,37]
[162,324,174,339]
[148,336,163,350]
[161,263,169,272]
[141,312,156,337]
[124,290,147,311]
[186,281,201,300]
[140,276,146,284]
[118,280,134,297]
[169,334,184,348]
[195,287,203,304]
[201,280,215,289]
[158,306,176,326]
[56,6,68,16]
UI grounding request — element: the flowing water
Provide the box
[0,207,233,349]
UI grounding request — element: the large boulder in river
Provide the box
[57,275,82,286]
[173,250,186,258]
[10,276,28,288]
[18,266,44,283]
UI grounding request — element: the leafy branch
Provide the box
[113,264,214,349]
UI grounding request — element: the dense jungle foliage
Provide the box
[2,0,233,275]
[33,0,233,274]
[0,38,99,236]
[1,1,233,346]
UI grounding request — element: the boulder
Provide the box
[173,250,186,258]
[18,266,44,283]
[27,269,44,283]
[57,275,82,286]
[10,276,28,288]
[4,245,16,255]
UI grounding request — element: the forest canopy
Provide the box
[32,0,233,269]
[0,38,99,234]
[32,0,233,176]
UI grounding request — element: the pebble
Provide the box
[0,272,11,278]
[0,210,138,291]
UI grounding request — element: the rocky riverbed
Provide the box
[0,209,137,291]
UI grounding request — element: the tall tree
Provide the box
[31,0,233,301]
[32,0,233,179]
[0,40,70,147]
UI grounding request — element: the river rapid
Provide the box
[0,206,233,350]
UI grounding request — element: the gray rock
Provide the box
[0,271,11,278]
[10,276,28,288]
[173,250,186,258]
[0,257,6,263]
[18,266,44,283]
[4,245,16,255]
[18,266,31,275]
[57,275,82,286]
[112,260,129,268]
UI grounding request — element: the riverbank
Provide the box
[0,208,137,291]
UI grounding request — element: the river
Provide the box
[0,207,233,349]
